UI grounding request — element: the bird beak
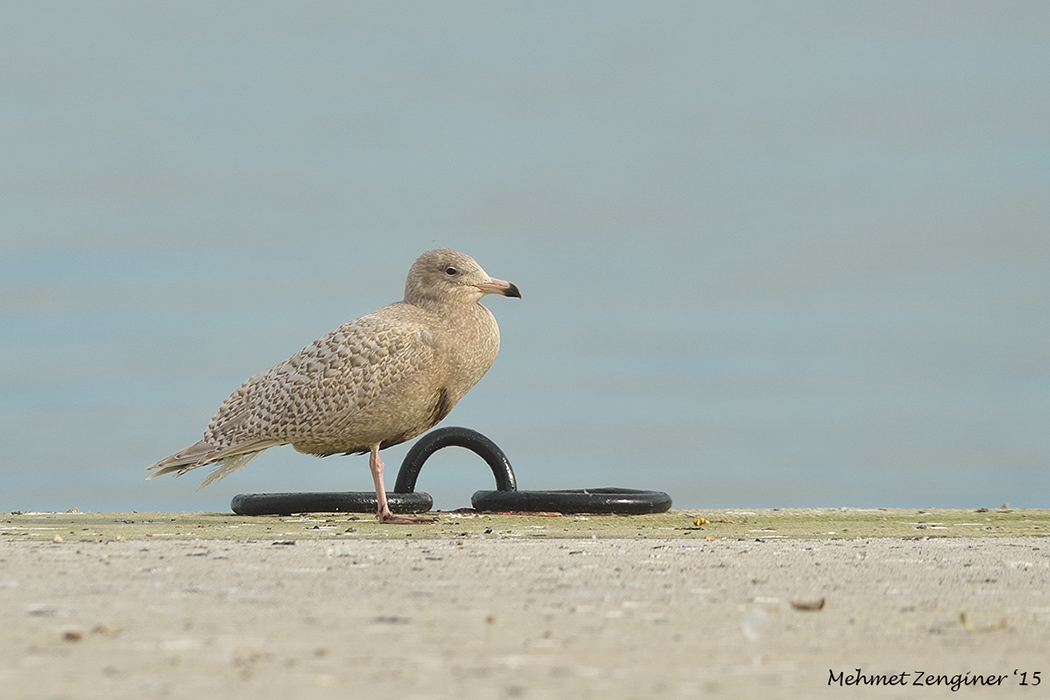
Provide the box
[475,277,522,299]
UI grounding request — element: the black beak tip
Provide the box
[505,282,522,299]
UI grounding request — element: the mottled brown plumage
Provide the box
[147,248,520,521]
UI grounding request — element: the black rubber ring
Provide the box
[230,491,432,517]
[394,426,517,493]
[229,427,672,516]
[471,487,672,515]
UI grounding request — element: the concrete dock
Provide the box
[2,509,1048,699]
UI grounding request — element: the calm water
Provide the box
[2,4,1049,512]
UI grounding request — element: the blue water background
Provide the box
[2,3,1049,512]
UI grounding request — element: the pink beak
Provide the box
[475,277,522,298]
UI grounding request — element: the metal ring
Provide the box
[471,488,672,515]
[229,427,672,516]
[230,491,432,516]
[393,426,517,493]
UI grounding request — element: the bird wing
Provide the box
[203,303,442,449]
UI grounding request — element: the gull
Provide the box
[147,248,520,523]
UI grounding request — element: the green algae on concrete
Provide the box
[2,508,1049,542]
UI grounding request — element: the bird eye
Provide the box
[445,266,458,276]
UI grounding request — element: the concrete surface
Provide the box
[2,510,1048,699]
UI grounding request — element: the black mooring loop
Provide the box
[396,427,671,514]
[393,426,517,493]
[230,491,432,516]
[471,487,672,515]
[229,427,672,516]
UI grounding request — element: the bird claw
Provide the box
[377,512,438,525]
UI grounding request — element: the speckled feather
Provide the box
[147,248,515,487]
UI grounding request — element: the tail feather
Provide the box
[146,439,280,487]
[197,451,264,489]
[146,440,216,478]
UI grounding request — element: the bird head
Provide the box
[405,248,521,307]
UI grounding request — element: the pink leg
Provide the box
[368,445,392,519]
[368,445,436,524]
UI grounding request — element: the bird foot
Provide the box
[377,511,438,524]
